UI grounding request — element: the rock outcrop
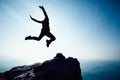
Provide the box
[0,53,83,80]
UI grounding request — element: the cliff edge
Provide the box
[0,53,83,80]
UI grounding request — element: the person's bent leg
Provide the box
[30,36,41,41]
[46,32,56,47]
[32,33,44,41]
[25,32,44,41]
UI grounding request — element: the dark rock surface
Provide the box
[0,53,83,80]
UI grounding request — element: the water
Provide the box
[0,60,120,80]
[80,60,120,80]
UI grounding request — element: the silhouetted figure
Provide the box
[25,6,56,47]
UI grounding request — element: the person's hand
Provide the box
[39,6,44,9]
[30,15,33,20]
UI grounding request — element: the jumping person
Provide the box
[25,6,56,47]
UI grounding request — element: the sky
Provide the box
[0,0,120,65]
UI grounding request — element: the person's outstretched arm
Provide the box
[30,15,42,23]
[39,6,48,19]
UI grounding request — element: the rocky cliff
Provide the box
[0,53,83,80]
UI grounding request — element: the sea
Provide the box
[80,60,120,80]
[0,60,120,80]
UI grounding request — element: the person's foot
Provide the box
[46,40,51,47]
[25,36,31,40]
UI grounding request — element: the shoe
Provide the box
[46,40,51,47]
[25,36,31,40]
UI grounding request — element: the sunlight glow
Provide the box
[0,0,120,64]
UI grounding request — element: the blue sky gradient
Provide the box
[0,0,120,63]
